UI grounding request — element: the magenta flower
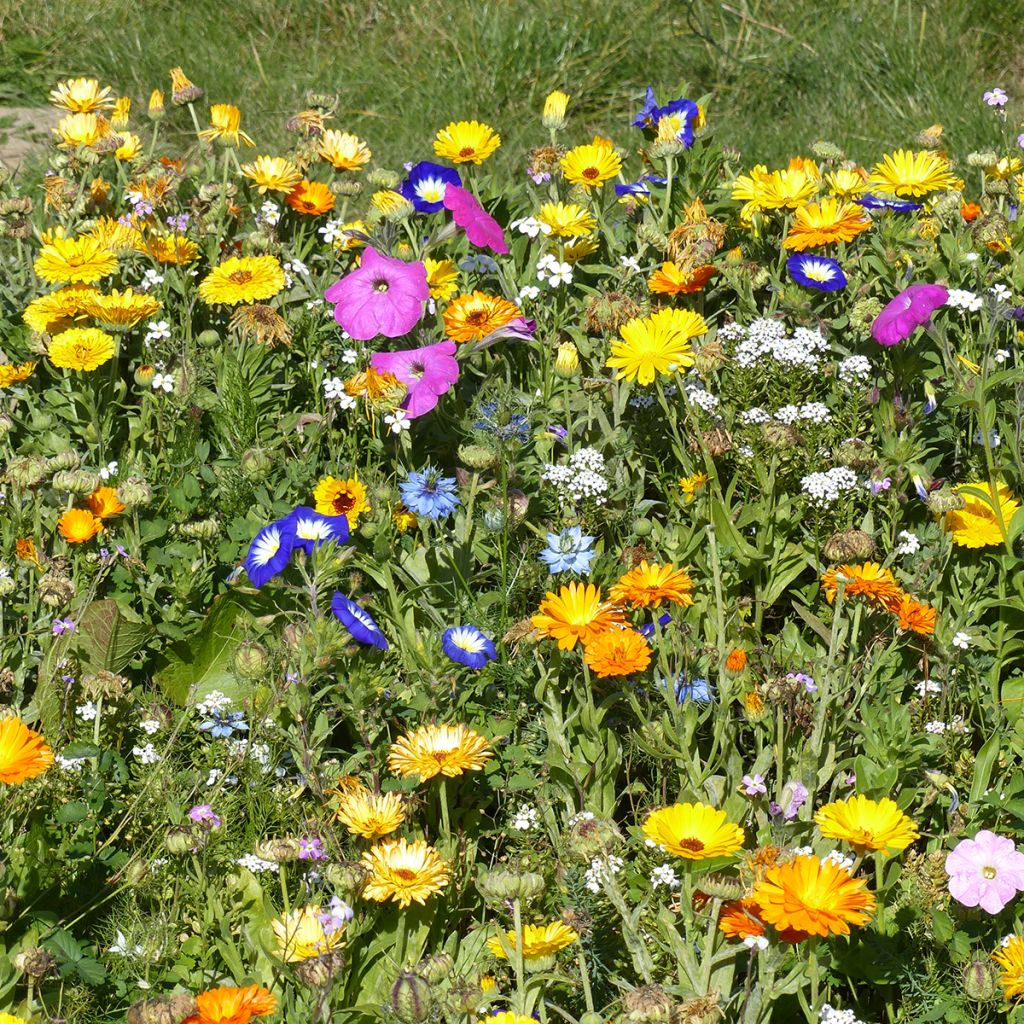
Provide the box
[871,283,948,346]
[442,184,508,254]
[945,830,1024,913]
[370,340,459,418]
[324,247,429,340]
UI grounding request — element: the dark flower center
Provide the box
[332,493,355,513]
[677,837,705,852]
[465,310,488,325]
[458,146,475,158]
[408,360,425,380]
[394,868,417,881]
[229,270,253,284]
[582,166,600,180]
[373,277,390,293]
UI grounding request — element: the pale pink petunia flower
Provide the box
[945,829,1024,914]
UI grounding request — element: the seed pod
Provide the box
[390,971,432,1023]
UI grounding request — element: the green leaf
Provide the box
[55,802,90,824]
[969,733,1001,805]
[73,599,151,674]
[74,957,106,986]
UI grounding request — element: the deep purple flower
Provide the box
[399,161,461,213]
[945,830,1024,913]
[188,804,222,827]
[299,836,326,861]
[443,185,508,254]
[370,340,459,418]
[614,175,667,198]
[871,283,949,346]
[325,247,429,340]
[639,613,673,639]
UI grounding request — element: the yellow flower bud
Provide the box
[554,341,580,378]
[542,90,570,131]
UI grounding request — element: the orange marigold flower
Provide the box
[87,486,125,520]
[0,716,54,784]
[648,262,716,295]
[58,508,103,543]
[886,593,936,636]
[531,582,625,651]
[783,197,872,250]
[820,562,902,607]
[285,180,336,216]
[725,648,747,672]
[443,291,522,344]
[719,898,766,941]
[609,560,695,609]
[960,202,982,222]
[751,854,875,942]
[16,538,40,564]
[183,984,276,1024]
[583,628,652,678]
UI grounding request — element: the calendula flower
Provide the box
[0,362,36,389]
[679,472,709,502]
[815,795,920,855]
[783,198,872,250]
[110,96,130,128]
[370,190,413,218]
[23,285,99,333]
[148,90,165,118]
[53,112,108,148]
[50,77,113,113]
[487,922,578,967]
[945,481,1021,548]
[48,327,116,371]
[643,802,745,861]
[869,149,959,197]
[725,648,747,672]
[388,723,492,782]
[344,367,405,405]
[0,716,54,784]
[751,855,875,941]
[313,476,370,527]
[361,838,450,907]
[718,898,767,941]
[229,304,292,348]
[184,985,276,1024]
[537,202,596,238]
[433,120,501,165]
[318,130,372,170]
[443,291,523,344]
[607,308,707,385]
[648,261,716,294]
[820,562,902,607]
[142,233,200,265]
[542,90,570,130]
[531,582,625,650]
[335,786,406,839]
[423,258,459,300]
[34,235,118,285]
[560,138,622,189]
[748,166,819,213]
[86,216,144,254]
[58,508,104,543]
[114,133,142,160]
[994,935,1024,1002]
[240,156,303,194]
[197,104,255,147]
[198,256,286,306]
[285,180,335,216]
[272,906,345,962]
[610,561,695,609]
[169,67,202,105]
[886,593,937,635]
[583,628,652,678]
[87,486,125,520]
[79,288,161,329]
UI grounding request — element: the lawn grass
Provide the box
[0,0,1019,167]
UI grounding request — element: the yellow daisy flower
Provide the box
[198,104,255,147]
[34,235,118,285]
[814,795,920,856]
[334,786,406,839]
[531,582,624,651]
[142,234,200,265]
[826,167,869,199]
[487,922,578,968]
[361,838,450,908]
[0,362,36,389]
[944,481,1021,548]
[433,120,501,165]
[424,258,459,300]
[240,155,303,194]
[78,288,162,330]
[642,802,745,861]
[312,476,370,527]
[47,327,116,371]
[387,723,493,782]
[318,130,372,170]
[560,139,622,189]
[85,216,144,254]
[272,906,345,962]
[609,560,695,609]
[537,201,596,238]
[198,255,286,306]
[53,112,108,148]
[994,935,1024,1003]
[23,285,99,334]
[49,78,113,113]
[606,308,707,385]
[868,149,959,198]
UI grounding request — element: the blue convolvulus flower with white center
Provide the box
[330,593,389,649]
[786,253,846,292]
[539,527,597,575]
[441,625,497,668]
[243,517,295,587]
[398,467,460,520]
[285,505,350,555]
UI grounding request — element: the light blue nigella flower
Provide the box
[399,467,460,519]
[199,710,249,739]
[539,527,596,575]
[659,675,713,704]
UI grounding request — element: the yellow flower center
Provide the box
[373,278,390,293]
[229,270,253,284]
[982,865,997,880]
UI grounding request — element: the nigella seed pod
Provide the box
[414,953,454,984]
[13,947,57,979]
[962,959,998,1001]
[390,971,433,1023]
[823,529,877,562]
[233,642,270,680]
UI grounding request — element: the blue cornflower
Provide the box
[856,194,923,213]
[243,517,296,588]
[331,592,389,650]
[399,160,461,213]
[475,402,530,444]
[441,625,497,668]
[539,527,597,575]
[786,253,846,292]
[631,87,699,147]
[199,709,249,738]
[285,505,349,555]
[660,675,713,704]
[399,467,461,519]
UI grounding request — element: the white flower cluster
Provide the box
[132,743,160,765]
[731,319,830,371]
[822,849,855,872]
[196,690,232,716]
[584,854,624,893]
[510,804,539,831]
[684,378,720,413]
[230,738,273,772]
[323,376,356,409]
[283,258,309,288]
[952,631,972,650]
[800,467,858,507]
[820,1005,868,1024]
[915,679,941,696]
[925,720,946,734]
[139,267,164,291]
[77,701,98,722]
[139,719,162,735]
[318,218,346,244]
[716,321,747,344]
[257,201,281,227]
[946,288,982,312]
[776,402,831,425]
[837,355,872,384]
[895,530,920,556]
[740,407,771,425]
[568,810,596,827]
[56,754,88,772]
[237,853,278,874]
[542,448,609,506]
[650,863,678,889]
[510,216,552,238]
[537,253,572,288]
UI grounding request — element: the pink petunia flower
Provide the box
[370,340,460,418]
[945,829,1024,914]
[442,184,508,254]
[324,247,429,340]
[871,283,948,346]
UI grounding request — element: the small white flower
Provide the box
[139,268,164,291]
[915,678,941,696]
[145,320,171,342]
[151,372,175,393]
[952,630,972,650]
[650,863,678,889]
[965,252,980,262]
[384,409,411,434]
[995,348,1011,364]
[196,690,232,716]
[258,201,281,226]
[822,849,855,872]
[341,348,359,364]
[56,754,87,771]
[990,283,1012,302]
[744,935,769,951]
[99,460,119,481]
[237,853,278,874]
[323,376,346,400]
[76,701,98,722]
[139,719,161,735]
[895,530,920,556]
[510,804,539,831]
[924,720,947,735]
[619,255,641,274]
[132,743,160,764]
[946,288,983,312]
[108,931,145,957]
[544,260,573,288]
[518,285,541,301]
[510,216,550,238]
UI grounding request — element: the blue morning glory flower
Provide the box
[786,253,847,292]
[244,518,296,588]
[614,174,667,198]
[639,613,673,639]
[856,194,923,213]
[539,527,597,575]
[330,593,389,650]
[660,674,713,704]
[199,709,249,739]
[475,402,530,444]
[631,88,699,147]
[441,625,497,668]
[286,506,349,556]
[399,160,461,213]
[399,467,460,520]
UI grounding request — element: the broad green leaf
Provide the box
[73,599,151,674]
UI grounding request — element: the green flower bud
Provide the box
[256,837,302,863]
[324,860,369,901]
[37,573,75,608]
[811,140,844,160]
[165,825,200,856]
[458,444,498,470]
[633,518,653,537]
[0,413,12,438]
[118,477,153,509]
[0,576,16,598]
[414,953,454,985]
[45,450,81,473]
[927,489,966,515]
[4,456,48,489]
[240,447,273,481]
[52,469,102,495]
[295,951,344,987]
[823,529,877,563]
[476,867,546,904]
[196,329,221,348]
[233,642,270,680]
[962,959,998,1001]
[176,517,219,541]
[127,994,197,1024]
[367,168,401,189]
[623,985,674,1023]
[334,179,363,197]
[564,816,622,863]
[698,874,745,900]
